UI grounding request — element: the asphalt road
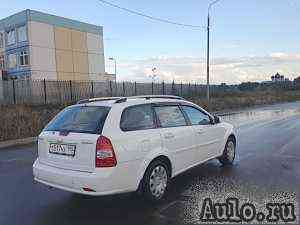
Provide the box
[1,101,300,225]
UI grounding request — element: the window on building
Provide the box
[8,53,17,68]
[19,51,29,66]
[0,55,4,69]
[154,105,187,128]
[120,104,155,131]
[0,33,4,48]
[17,26,27,42]
[6,29,16,46]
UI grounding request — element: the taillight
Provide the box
[95,136,117,167]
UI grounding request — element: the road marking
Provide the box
[0,158,22,163]
[274,153,300,161]
[155,200,181,220]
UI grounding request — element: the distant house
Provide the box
[271,72,289,82]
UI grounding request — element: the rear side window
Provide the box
[154,105,187,128]
[44,106,110,134]
[181,105,211,125]
[120,104,155,131]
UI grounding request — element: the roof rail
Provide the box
[77,97,121,104]
[132,95,185,100]
[114,95,185,103]
[77,95,185,105]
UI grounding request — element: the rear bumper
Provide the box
[33,159,137,196]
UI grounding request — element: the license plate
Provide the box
[49,143,76,157]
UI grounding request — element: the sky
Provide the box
[1,0,300,84]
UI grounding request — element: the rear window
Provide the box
[44,106,110,134]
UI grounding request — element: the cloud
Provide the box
[114,53,300,84]
[270,52,288,58]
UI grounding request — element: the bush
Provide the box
[0,104,65,142]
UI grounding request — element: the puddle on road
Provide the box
[158,177,299,224]
[220,102,300,127]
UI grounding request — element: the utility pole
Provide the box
[206,13,210,108]
[114,60,117,77]
[207,0,222,110]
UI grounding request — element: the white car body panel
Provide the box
[33,97,236,196]
[158,125,198,174]
[38,131,98,173]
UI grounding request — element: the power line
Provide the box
[96,0,205,30]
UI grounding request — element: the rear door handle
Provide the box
[140,139,150,152]
[196,129,205,134]
[164,133,175,139]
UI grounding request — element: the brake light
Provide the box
[95,136,117,167]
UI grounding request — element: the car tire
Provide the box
[218,137,236,165]
[141,159,170,202]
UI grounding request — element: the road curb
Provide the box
[0,137,37,149]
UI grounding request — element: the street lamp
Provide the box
[149,67,158,83]
[207,0,222,109]
[108,57,117,78]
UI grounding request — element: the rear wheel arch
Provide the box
[148,155,172,177]
[137,155,172,192]
[138,155,172,201]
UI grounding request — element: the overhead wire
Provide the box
[96,0,205,30]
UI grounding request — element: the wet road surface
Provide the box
[1,101,300,225]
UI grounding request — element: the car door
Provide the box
[181,105,226,162]
[113,103,162,162]
[153,104,197,175]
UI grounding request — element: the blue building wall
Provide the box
[0,10,30,78]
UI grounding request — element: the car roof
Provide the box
[70,95,211,117]
[75,95,188,107]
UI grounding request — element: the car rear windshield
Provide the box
[44,106,110,134]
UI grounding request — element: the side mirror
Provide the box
[213,115,220,124]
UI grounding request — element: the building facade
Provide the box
[0,9,114,81]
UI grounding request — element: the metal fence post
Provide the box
[12,79,16,104]
[69,80,73,102]
[172,80,175,95]
[162,81,165,95]
[109,81,113,97]
[91,81,94,98]
[134,82,137,95]
[115,81,118,96]
[43,78,47,104]
[123,81,125,96]
[56,81,65,104]
[180,82,183,96]
[151,82,154,95]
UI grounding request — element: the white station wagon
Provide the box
[33,95,236,201]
